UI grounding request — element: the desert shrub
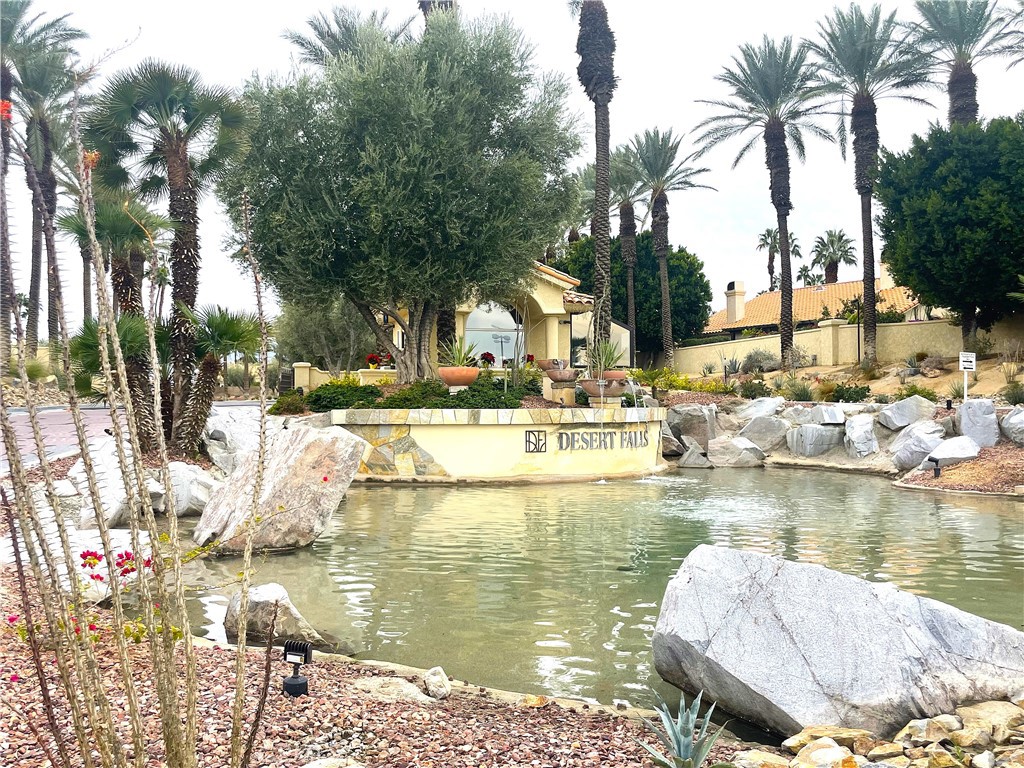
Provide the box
[1003,381,1024,406]
[947,380,965,400]
[894,383,939,402]
[655,371,736,394]
[782,377,814,402]
[305,382,383,411]
[914,351,929,363]
[450,377,528,408]
[223,363,246,388]
[739,379,773,399]
[920,356,946,371]
[876,305,905,323]
[788,346,810,369]
[268,390,307,415]
[724,356,741,376]
[874,393,892,404]
[700,361,716,377]
[833,383,870,402]
[680,335,729,348]
[741,348,781,375]
[575,387,589,405]
[815,380,838,402]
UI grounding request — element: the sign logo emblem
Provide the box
[525,430,547,453]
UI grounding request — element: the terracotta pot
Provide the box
[601,369,627,381]
[438,366,480,387]
[578,378,627,398]
[536,359,570,372]
[545,368,580,383]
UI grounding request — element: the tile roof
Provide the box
[704,278,918,334]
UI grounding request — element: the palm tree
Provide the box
[0,0,83,373]
[567,163,595,242]
[86,61,248,448]
[810,229,857,284]
[283,6,415,65]
[912,0,1022,125]
[609,146,644,366]
[797,264,824,286]
[810,5,932,360]
[628,129,712,366]
[695,36,831,366]
[756,228,780,284]
[574,0,616,343]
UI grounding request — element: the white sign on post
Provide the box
[958,351,976,400]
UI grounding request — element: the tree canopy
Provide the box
[554,231,711,357]
[220,15,579,381]
[876,114,1024,343]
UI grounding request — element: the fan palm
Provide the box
[283,6,415,65]
[756,227,804,285]
[912,0,1023,125]
[810,229,857,284]
[574,0,616,343]
[567,163,595,242]
[86,60,248,447]
[809,4,930,360]
[610,146,644,366]
[628,128,712,365]
[695,36,831,366]
[797,264,824,286]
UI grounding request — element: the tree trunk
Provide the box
[166,139,201,446]
[436,307,456,347]
[592,102,612,343]
[960,307,978,350]
[350,298,430,384]
[111,252,144,315]
[177,353,219,455]
[824,261,839,284]
[767,250,775,285]
[81,243,92,322]
[651,191,674,366]
[26,169,42,355]
[764,121,793,364]
[39,118,59,369]
[619,199,637,368]
[852,93,879,364]
[947,60,978,127]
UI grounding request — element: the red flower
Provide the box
[9,674,18,683]
[88,623,98,632]
[366,353,381,366]
[526,354,535,363]
[82,149,100,170]
[322,476,329,482]
[79,550,103,569]
[480,351,496,366]
[6,614,18,624]
[89,573,105,582]
[0,100,12,122]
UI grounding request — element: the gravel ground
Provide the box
[0,568,747,768]
[901,441,1024,494]
[659,391,732,408]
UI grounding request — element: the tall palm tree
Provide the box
[811,229,858,284]
[756,228,780,284]
[86,61,248,448]
[912,0,1022,125]
[283,6,415,65]
[0,0,82,373]
[609,146,644,366]
[628,129,711,366]
[695,36,831,366]
[809,4,931,361]
[574,0,616,343]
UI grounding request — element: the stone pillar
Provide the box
[817,319,846,367]
[293,362,312,392]
[545,315,560,361]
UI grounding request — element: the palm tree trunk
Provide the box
[619,200,637,367]
[852,94,878,364]
[26,185,42,355]
[592,102,612,344]
[166,141,201,446]
[178,353,219,455]
[652,191,674,366]
[764,121,794,364]
[39,119,59,369]
[767,250,775,284]
[824,261,839,284]
[947,60,978,126]
[111,252,144,315]
[81,243,92,321]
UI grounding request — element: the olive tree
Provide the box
[221,15,579,383]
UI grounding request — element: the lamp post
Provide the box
[492,333,511,366]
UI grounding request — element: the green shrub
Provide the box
[914,351,929,363]
[680,335,729,348]
[1003,381,1024,406]
[376,379,450,409]
[449,377,526,409]
[833,383,870,403]
[575,388,589,406]
[224,363,246,388]
[741,348,781,375]
[946,380,964,400]
[306,382,383,411]
[874,393,892,404]
[739,379,773,399]
[264,360,280,392]
[782,378,814,402]
[894,383,939,402]
[700,361,716,377]
[268,390,307,415]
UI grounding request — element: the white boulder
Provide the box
[890,420,946,471]
[69,437,164,528]
[809,405,846,426]
[844,414,879,458]
[738,416,790,452]
[653,545,1024,738]
[955,399,999,448]
[193,424,367,552]
[781,406,815,425]
[878,396,937,431]
[667,404,718,450]
[708,436,765,467]
[786,424,844,457]
[1001,405,1024,446]
[224,582,352,652]
[166,461,220,516]
[735,397,786,422]
[423,666,452,700]
[203,407,283,475]
[677,437,713,469]
[924,436,980,469]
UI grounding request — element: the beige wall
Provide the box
[672,316,1024,374]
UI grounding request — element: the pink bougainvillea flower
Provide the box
[6,614,18,624]
[9,674,19,682]
[79,550,103,569]
[89,573,105,582]
[322,476,329,482]
[88,623,97,632]
[0,100,12,122]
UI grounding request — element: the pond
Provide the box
[184,469,1024,710]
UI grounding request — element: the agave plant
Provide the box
[438,336,477,367]
[636,691,731,768]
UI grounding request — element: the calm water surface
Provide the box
[184,469,1024,709]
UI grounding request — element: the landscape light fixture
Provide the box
[946,399,953,411]
[282,639,313,697]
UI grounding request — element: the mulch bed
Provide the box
[14,454,79,485]
[901,441,1024,494]
[659,392,732,408]
[0,568,747,768]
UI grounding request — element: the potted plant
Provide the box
[382,352,393,369]
[366,352,381,370]
[438,336,480,387]
[590,340,626,380]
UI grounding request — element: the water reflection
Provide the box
[185,469,1024,709]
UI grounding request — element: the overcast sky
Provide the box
[9,0,1023,327]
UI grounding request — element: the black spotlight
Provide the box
[282,639,313,697]
[946,399,953,410]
